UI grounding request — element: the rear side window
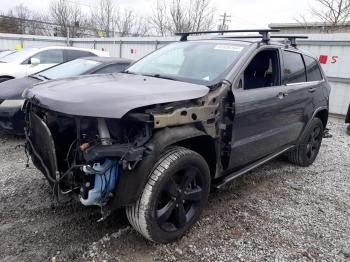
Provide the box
[283,51,306,84]
[303,55,323,81]
[65,50,96,61]
[94,63,130,74]
[32,49,64,64]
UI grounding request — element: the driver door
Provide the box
[229,48,292,169]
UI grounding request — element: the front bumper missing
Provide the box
[26,112,58,185]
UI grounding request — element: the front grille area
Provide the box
[28,112,58,182]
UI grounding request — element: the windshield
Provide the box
[0,48,37,63]
[36,58,102,80]
[0,50,15,59]
[126,41,245,84]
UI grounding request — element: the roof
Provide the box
[82,56,132,63]
[22,46,109,57]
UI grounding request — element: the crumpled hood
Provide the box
[0,77,40,100]
[24,73,210,118]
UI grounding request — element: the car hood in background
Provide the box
[24,73,210,118]
[0,77,40,100]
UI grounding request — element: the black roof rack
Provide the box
[200,34,308,47]
[270,35,308,47]
[175,29,280,42]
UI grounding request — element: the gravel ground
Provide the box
[0,118,349,262]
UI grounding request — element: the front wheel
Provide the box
[288,118,324,167]
[126,147,211,243]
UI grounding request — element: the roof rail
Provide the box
[270,35,308,47]
[175,29,280,42]
[215,35,308,47]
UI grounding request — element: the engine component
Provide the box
[97,118,112,145]
[80,159,118,206]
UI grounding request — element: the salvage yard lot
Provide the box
[0,118,349,262]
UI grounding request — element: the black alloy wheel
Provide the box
[126,147,211,243]
[156,166,204,232]
[288,118,324,167]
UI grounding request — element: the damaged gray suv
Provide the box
[24,30,330,243]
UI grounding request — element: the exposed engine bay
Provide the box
[25,103,151,207]
[24,80,233,219]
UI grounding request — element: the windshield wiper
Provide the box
[142,73,176,81]
[122,70,137,75]
[29,75,43,80]
[37,74,51,80]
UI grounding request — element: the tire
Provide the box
[288,118,324,167]
[126,147,211,243]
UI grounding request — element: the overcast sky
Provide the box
[1,0,315,28]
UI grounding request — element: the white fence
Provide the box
[0,32,349,116]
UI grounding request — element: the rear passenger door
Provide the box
[280,50,320,141]
[229,48,292,168]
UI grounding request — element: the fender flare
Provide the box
[110,125,207,208]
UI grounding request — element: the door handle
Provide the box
[308,87,317,93]
[277,92,287,99]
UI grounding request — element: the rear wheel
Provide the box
[288,118,324,167]
[126,147,210,243]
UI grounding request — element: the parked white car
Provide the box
[0,46,109,82]
[0,50,16,59]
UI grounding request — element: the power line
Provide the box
[218,12,231,31]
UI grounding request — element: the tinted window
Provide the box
[94,63,129,74]
[283,51,306,84]
[244,49,280,89]
[32,49,64,64]
[303,55,323,81]
[66,50,96,61]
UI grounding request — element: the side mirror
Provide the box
[30,57,40,66]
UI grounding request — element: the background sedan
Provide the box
[0,56,132,134]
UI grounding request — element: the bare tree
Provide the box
[301,0,350,32]
[0,14,21,34]
[150,0,216,35]
[90,0,117,37]
[190,0,215,32]
[132,16,151,36]
[0,4,50,35]
[49,0,87,37]
[116,9,135,36]
[150,0,169,36]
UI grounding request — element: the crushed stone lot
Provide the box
[0,118,349,262]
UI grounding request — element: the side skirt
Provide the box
[214,145,295,189]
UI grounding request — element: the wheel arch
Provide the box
[297,106,328,144]
[314,108,329,129]
[110,125,216,208]
[174,135,216,179]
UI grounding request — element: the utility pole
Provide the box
[218,13,231,31]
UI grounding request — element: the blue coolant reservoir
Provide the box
[80,159,118,206]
